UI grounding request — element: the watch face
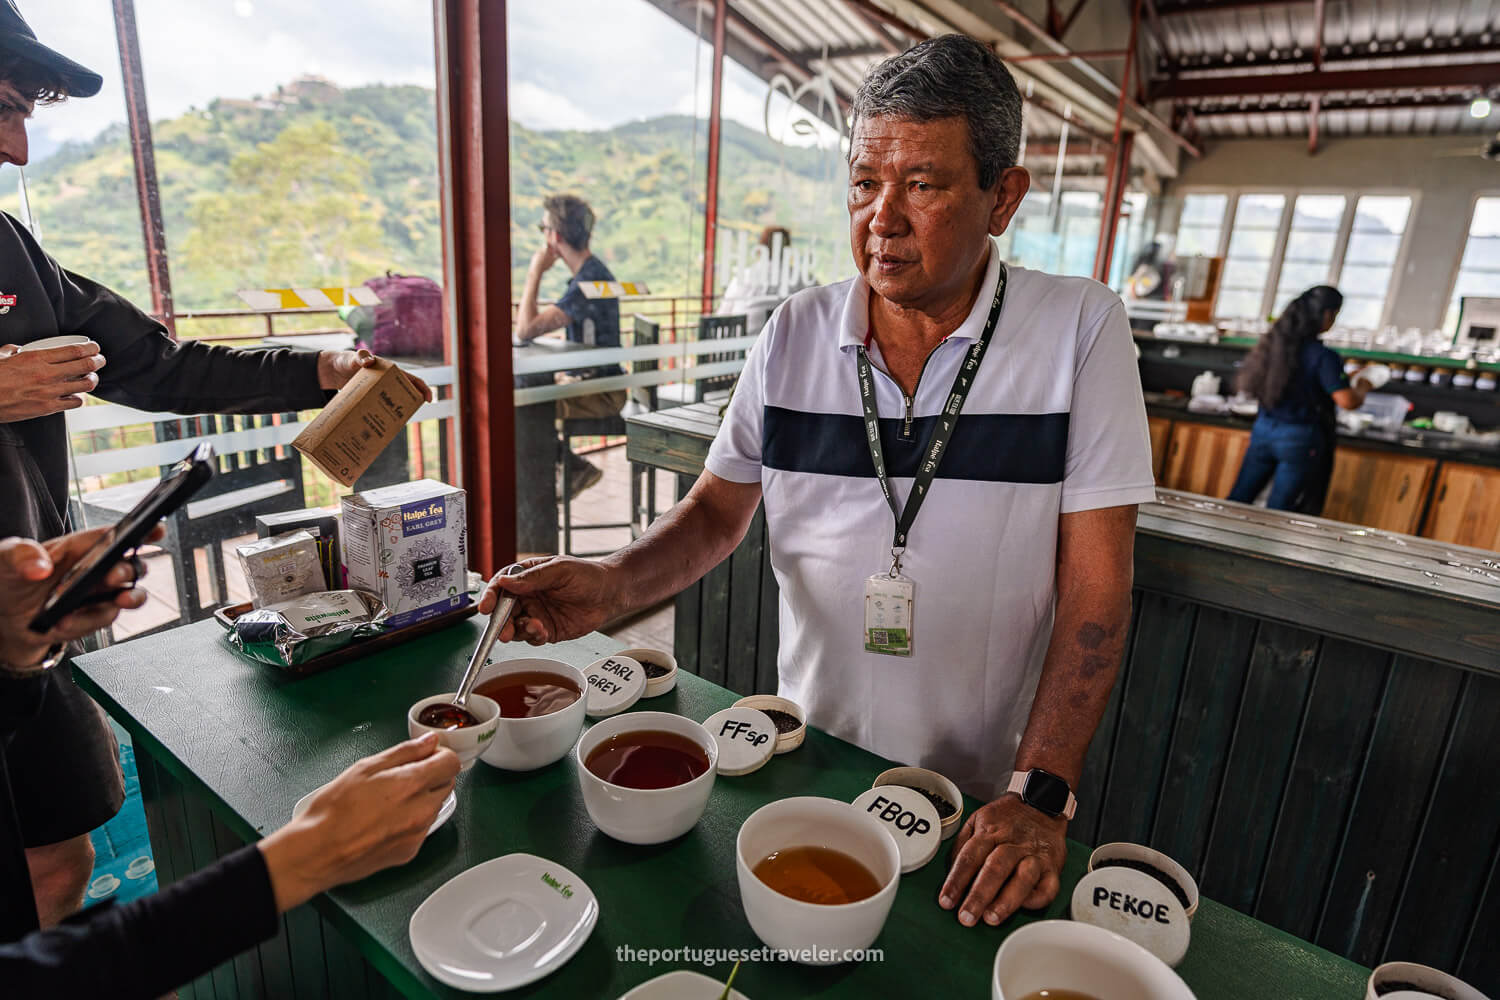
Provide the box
[1024,770,1071,816]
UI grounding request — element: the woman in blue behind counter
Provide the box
[1227,285,1379,514]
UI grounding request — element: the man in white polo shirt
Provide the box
[482,34,1155,930]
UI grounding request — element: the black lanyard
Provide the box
[856,265,1007,560]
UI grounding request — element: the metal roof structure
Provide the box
[648,0,1499,167]
[649,0,1182,187]
[1146,0,1500,142]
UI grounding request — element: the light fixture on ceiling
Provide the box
[1473,98,1494,120]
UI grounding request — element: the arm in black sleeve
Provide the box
[0,842,280,999]
[16,221,330,414]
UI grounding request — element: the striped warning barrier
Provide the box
[237,287,382,310]
[577,280,651,299]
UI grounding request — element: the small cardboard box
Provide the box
[256,508,341,589]
[293,359,423,487]
[341,480,469,629]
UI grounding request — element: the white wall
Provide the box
[1161,134,1500,330]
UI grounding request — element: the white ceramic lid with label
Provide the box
[1070,866,1191,968]
[409,853,598,993]
[850,785,940,874]
[584,655,646,717]
[703,707,777,776]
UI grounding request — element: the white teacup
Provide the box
[735,796,900,965]
[18,335,91,352]
[407,693,499,771]
[992,920,1195,1000]
[576,711,717,844]
[473,656,588,770]
[1366,961,1488,1000]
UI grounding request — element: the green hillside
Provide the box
[1,78,850,320]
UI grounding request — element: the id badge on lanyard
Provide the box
[856,264,1007,658]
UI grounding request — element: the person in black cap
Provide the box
[0,0,431,929]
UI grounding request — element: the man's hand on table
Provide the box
[259,732,460,913]
[316,348,434,402]
[478,556,618,644]
[940,794,1067,927]
[0,340,106,422]
[0,525,162,669]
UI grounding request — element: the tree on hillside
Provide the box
[179,119,390,302]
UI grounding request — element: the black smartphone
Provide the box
[28,443,216,634]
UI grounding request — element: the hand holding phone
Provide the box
[27,443,215,636]
[0,526,161,668]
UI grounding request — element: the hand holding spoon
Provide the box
[415,564,524,730]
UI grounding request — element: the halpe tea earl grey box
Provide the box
[341,479,470,629]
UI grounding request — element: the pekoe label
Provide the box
[1070,868,1190,967]
[851,786,940,874]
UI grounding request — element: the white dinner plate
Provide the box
[292,785,457,839]
[617,969,751,1000]
[409,853,598,993]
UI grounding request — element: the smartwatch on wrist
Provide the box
[1007,768,1077,820]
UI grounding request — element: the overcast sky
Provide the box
[10,0,816,164]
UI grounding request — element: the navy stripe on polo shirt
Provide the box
[761,406,1069,483]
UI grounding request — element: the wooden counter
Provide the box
[627,402,1500,994]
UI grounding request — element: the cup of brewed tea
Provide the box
[407,693,500,771]
[735,796,901,964]
[576,711,718,844]
[1366,961,1489,1000]
[991,921,1194,1000]
[471,656,588,770]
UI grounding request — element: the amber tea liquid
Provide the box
[584,729,710,789]
[473,671,581,719]
[752,845,883,905]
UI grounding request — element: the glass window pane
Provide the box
[1340,295,1385,330]
[1448,198,1500,330]
[1291,194,1345,230]
[1340,263,1396,297]
[1274,195,1346,310]
[1181,192,1228,225]
[1344,231,1403,265]
[1335,195,1411,329]
[1175,193,1227,257]
[1216,193,1285,318]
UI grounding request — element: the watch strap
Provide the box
[0,643,66,677]
[1007,769,1078,820]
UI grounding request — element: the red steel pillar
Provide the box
[112,0,175,335]
[435,0,515,574]
[1092,0,1142,283]
[701,0,727,312]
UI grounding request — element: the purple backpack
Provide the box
[359,273,444,360]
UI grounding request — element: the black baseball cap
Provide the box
[0,0,103,98]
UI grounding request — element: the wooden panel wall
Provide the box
[673,561,1500,994]
[1076,594,1500,993]
[672,481,779,697]
[136,755,405,1000]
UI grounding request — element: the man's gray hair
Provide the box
[850,34,1023,190]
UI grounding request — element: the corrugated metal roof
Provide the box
[1154,0,1500,137]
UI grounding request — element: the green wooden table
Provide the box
[73,618,1370,999]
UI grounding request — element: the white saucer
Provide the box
[618,969,750,999]
[292,785,457,839]
[409,853,598,993]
